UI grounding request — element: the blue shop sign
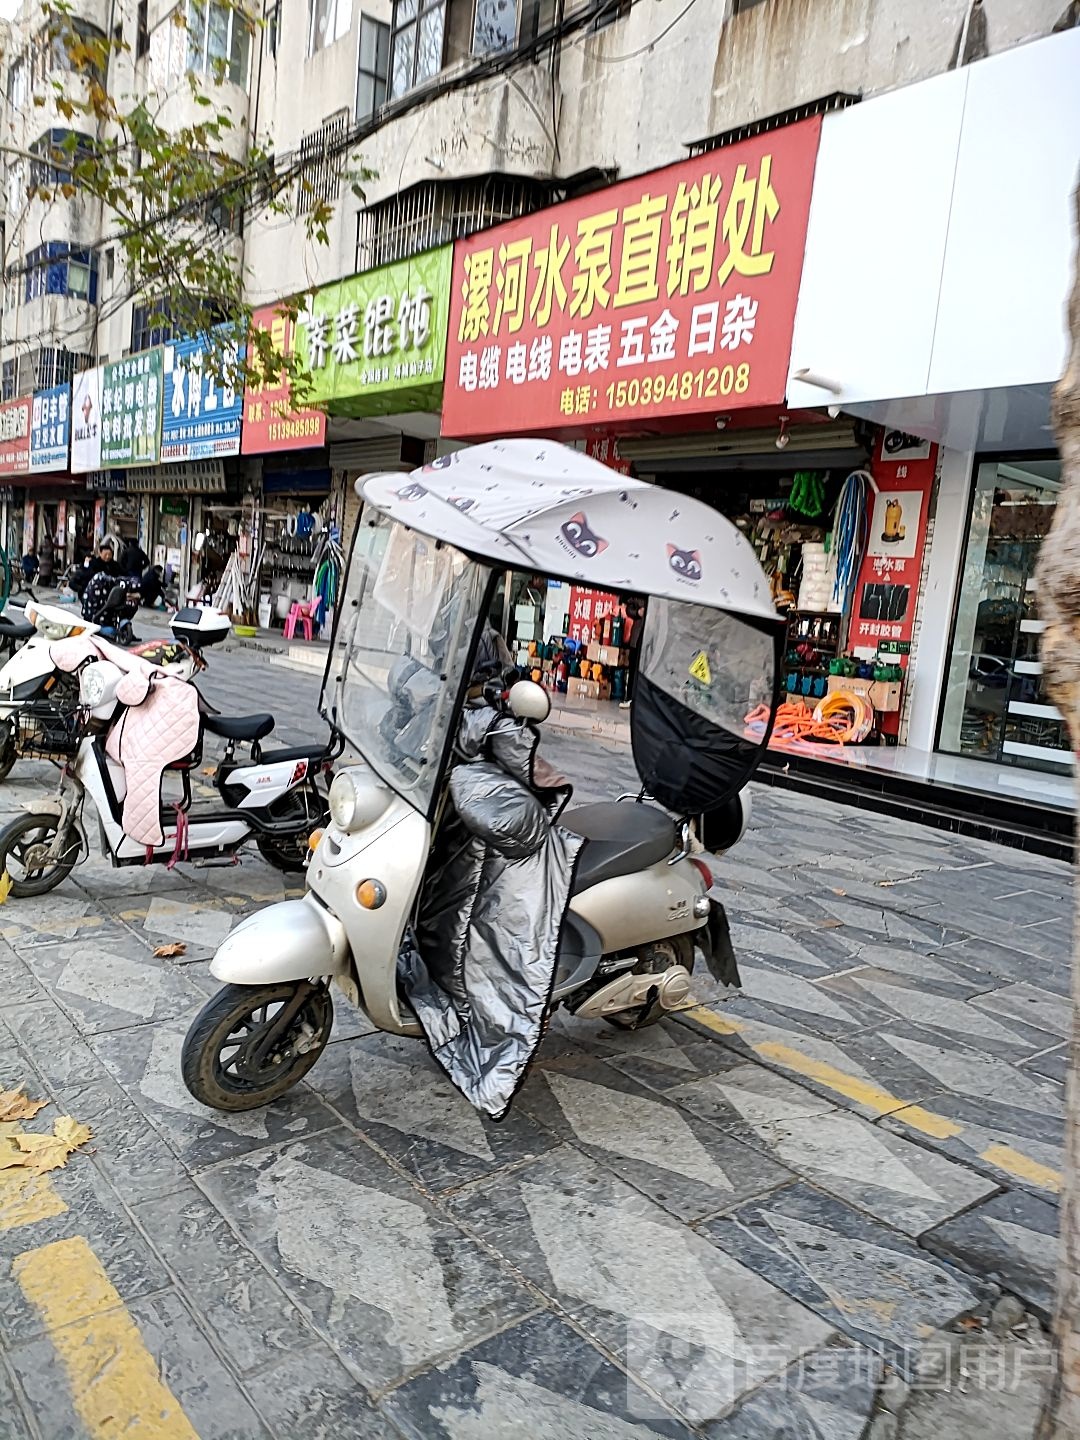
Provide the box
[30,383,71,472]
[161,335,243,462]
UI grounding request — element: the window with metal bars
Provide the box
[355,175,550,271]
[4,348,94,397]
[295,111,350,212]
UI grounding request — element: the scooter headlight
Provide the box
[328,770,390,834]
[79,665,107,707]
[329,772,359,831]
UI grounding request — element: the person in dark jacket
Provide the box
[119,537,149,577]
[140,564,165,608]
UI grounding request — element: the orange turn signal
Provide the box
[307,829,324,852]
[356,879,386,909]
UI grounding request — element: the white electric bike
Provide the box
[0,622,337,894]
[180,440,784,1118]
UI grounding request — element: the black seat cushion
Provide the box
[257,742,331,765]
[562,802,675,893]
[203,712,275,742]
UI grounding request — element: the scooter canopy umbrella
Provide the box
[360,438,780,625]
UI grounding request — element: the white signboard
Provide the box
[70,367,103,474]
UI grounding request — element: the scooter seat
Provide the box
[203,712,275,742]
[562,802,676,893]
[256,742,331,765]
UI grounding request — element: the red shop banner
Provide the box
[241,305,327,455]
[851,430,938,722]
[567,587,619,646]
[443,118,821,438]
[0,397,32,475]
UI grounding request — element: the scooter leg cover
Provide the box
[401,712,585,1119]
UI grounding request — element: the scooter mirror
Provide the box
[508,679,550,723]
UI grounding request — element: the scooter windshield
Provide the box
[322,510,490,814]
[630,597,784,815]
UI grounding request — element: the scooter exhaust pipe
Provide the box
[571,964,692,1022]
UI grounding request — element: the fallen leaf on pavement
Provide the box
[153,942,187,958]
[0,1116,93,1175]
[0,870,11,905]
[0,1086,49,1123]
[957,1316,985,1331]
[831,887,847,896]
[201,766,217,776]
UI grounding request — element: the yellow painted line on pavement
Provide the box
[0,915,104,940]
[14,1236,199,1439]
[685,1005,1059,1191]
[981,1144,1061,1193]
[0,1122,67,1232]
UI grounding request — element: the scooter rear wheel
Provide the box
[181,980,332,1111]
[0,811,81,895]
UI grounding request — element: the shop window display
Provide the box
[939,457,1065,771]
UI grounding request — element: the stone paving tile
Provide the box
[446,1145,834,1428]
[817,968,1053,1063]
[91,1008,340,1171]
[927,907,1071,964]
[930,936,1072,997]
[70,852,195,901]
[1022,1044,1069,1086]
[883,1090,1064,1201]
[198,1127,534,1394]
[133,1179,323,1378]
[0,1153,171,1344]
[824,941,998,998]
[21,938,207,1035]
[969,981,1072,1040]
[306,1030,559,1194]
[700,1182,991,1376]
[6,1288,271,1438]
[0,891,102,946]
[703,1341,882,1440]
[921,1188,1060,1321]
[542,1011,751,1096]
[124,893,240,951]
[721,918,862,978]
[1,995,108,1089]
[248,1346,407,1438]
[518,1052,792,1223]
[40,1070,190,1204]
[665,1062,996,1236]
[0,1357,31,1440]
[713,962,884,1042]
[383,1309,695,1439]
[0,946,50,1010]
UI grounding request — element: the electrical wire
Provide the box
[579,0,704,64]
[831,469,877,612]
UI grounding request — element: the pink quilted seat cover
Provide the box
[51,634,202,846]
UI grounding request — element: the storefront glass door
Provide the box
[939,457,1066,772]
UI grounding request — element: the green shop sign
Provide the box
[295,245,451,417]
[100,348,164,467]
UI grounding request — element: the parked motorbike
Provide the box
[83,574,143,645]
[181,439,784,1118]
[0,608,336,889]
[0,602,221,782]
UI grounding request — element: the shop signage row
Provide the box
[442,118,822,437]
[5,118,824,482]
[0,385,72,476]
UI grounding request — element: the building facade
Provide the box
[0,0,1076,822]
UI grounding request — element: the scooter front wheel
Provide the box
[181,980,333,1111]
[0,811,81,895]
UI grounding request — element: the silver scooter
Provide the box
[181,440,785,1117]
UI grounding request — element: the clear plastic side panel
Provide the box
[632,598,783,815]
[321,508,490,814]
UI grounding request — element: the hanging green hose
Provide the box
[788,471,826,520]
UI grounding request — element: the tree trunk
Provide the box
[1034,180,1080,1439]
